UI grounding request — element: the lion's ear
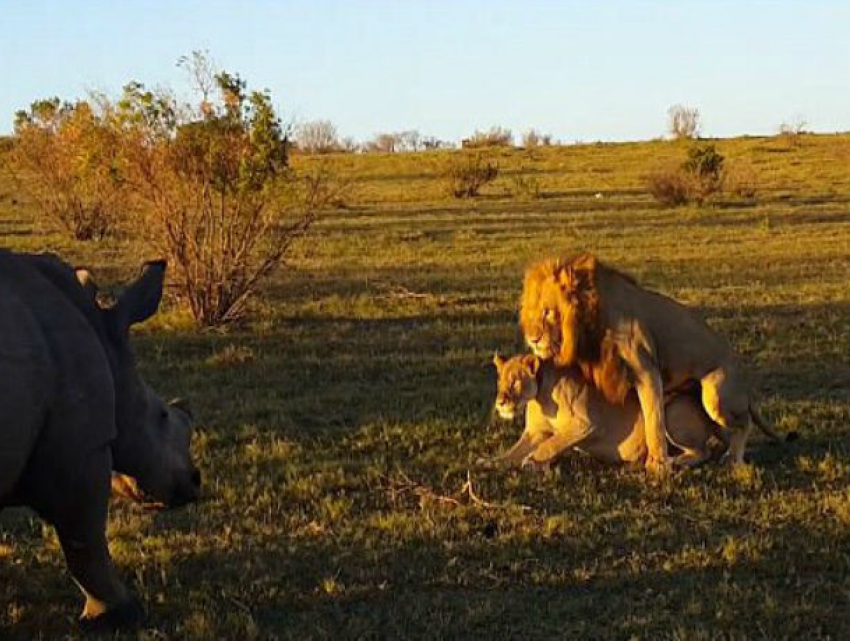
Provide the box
[492,352,505,370]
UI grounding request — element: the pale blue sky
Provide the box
[1,1,848,142]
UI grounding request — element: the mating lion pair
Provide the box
[486,253,793,473]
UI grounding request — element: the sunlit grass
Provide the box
[1,134,849,639]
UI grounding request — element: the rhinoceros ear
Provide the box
[114,260,167,329]
[169,397,193,420]
[74,267,99,302]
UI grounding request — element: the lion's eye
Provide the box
[543,308,555,323]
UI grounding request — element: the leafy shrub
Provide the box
[6,98,127,240]
[647,144,732,206]
[443,153,498,198]
[683,144,724,199]
[113,53,333,326]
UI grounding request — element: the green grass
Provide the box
[1,134,849,639]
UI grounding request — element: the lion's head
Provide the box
[519,253,632,405]
[492,352,541,420]
[519,254,600,363]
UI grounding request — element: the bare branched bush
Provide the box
[113,53,330,326]
[667,104,701,140]
[778,116,808,137]
[778,116,808,148]
[363,132,400,153]
[462,126,513,149]
[295,120,340,154]
[520,129,553,148]
[443,153,498,198]
[422,136,450,150]
[338,136,359,153]
[6,98,127,240]
[645,166,694,206]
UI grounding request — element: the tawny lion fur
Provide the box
[519,253,789,467]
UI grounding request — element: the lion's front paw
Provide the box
[645,455,673,476]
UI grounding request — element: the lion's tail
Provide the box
[749,403,799,443]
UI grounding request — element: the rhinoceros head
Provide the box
[87,261,201,508]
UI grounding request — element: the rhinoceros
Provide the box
[0,250,200,629]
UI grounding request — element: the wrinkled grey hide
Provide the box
[0,250,199,630]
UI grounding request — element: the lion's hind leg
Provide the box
[665,395,716,468]
[700,367,751,465]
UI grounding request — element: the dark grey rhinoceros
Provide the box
[0,250,200,630]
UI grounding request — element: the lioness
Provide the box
[486,353,725,469]
[519,253,791,470]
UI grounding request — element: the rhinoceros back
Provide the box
[0,251,116,504]
[0,280,52,500]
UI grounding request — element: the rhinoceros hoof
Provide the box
[79,598,145,631]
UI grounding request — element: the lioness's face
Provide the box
[520,277,564,360]
[492,354,540,420]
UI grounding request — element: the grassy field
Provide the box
[1,134,849,639]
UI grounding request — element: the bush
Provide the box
[646,166,694,206]
[520,129,553,148]
[647,144,731,206]
[683,144,724,199]
[5,98,127,240]
[462,126,513,149]
[112,53,331,326]
[295,120,340,154]
[444,153,498,198]
[667,104,700,139]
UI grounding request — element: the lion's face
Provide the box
[492,353,540,420]
[519,263,579,363]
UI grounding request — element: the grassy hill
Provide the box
[1,134,849,639]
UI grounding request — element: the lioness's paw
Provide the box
[475,456,497,470]
[521,455,551,472]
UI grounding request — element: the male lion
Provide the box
[484,353,725,469]
[519,253,789,470]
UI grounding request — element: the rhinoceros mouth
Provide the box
[110,474,167,511]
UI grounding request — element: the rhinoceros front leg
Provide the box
[51,447,144,630]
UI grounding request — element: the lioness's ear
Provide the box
[492,352,505,370]
[114,260,167,329]
[527,355,541,376]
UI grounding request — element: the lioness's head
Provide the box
[492,352,541,420]
[519,254,600,366]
